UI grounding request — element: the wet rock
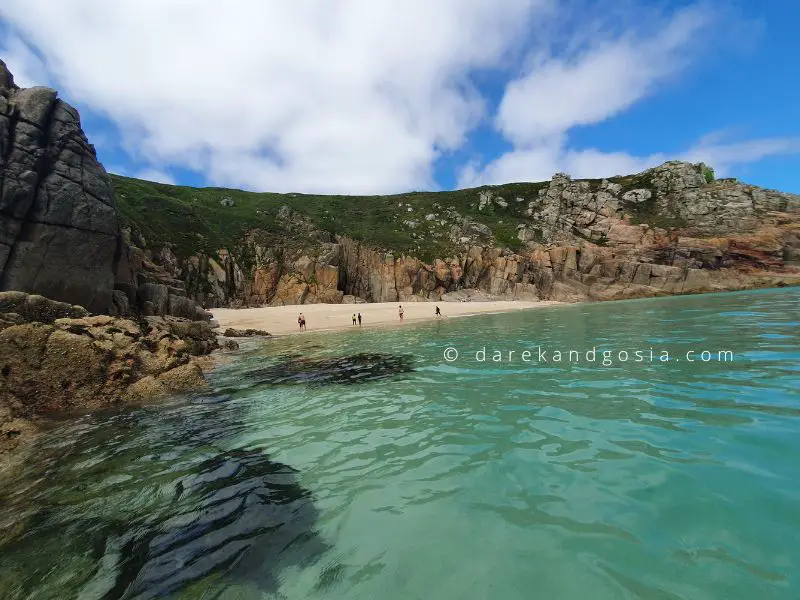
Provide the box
[219,338,240,351]
[0,291,88,323]
[0,294,221,446]
[223,327,270,338]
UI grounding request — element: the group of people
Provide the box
[297,305,444,331]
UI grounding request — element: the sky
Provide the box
[1,0,799,195]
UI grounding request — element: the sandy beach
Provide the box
[210,300,563,336]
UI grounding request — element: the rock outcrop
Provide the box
[0,60,209,321]
[142,166,799,308]
[0,60,118,313]
[0,292,219,454]
[223,327,271,337]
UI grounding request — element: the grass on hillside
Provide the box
[111,168,694,263]
[111,174,549,262]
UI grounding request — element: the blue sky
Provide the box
[1,0,799,194]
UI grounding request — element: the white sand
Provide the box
[210,300,563,336]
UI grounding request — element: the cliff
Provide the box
[0,59,208,321]
[111,163,800,308]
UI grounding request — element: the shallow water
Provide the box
[1,288,799,599]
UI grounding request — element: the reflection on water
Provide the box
[1,288,799,599]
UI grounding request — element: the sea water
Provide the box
[0,288,798,599]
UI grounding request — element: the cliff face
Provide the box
[0,60,119,313]
[0,61,208,320]
[135,162,799,308]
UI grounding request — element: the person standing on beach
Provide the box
[298,313,306,331]
[358,312,362,326]
[399,305,404,321]
[435,306,442,317]
[352,313,357,326]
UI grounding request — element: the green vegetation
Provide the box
[111,166,693,262]
[111,174,547,261]
[702,165,715,184]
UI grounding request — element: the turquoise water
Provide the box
[1,288,799,599]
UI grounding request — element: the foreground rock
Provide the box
[0,293,218,454]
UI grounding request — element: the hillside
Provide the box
[111,166,706,264]
[112,175,549,262]
[110,161,800,308]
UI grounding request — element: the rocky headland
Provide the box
[1,58,799,460]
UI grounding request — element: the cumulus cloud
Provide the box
[497,5,711,146]
[0,0,549,193]
[460,2,800,187]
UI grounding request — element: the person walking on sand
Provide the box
[352,313,357,326]
[398,305,404,321]
[358,312,362,326]
[298,313,306,331]
[435,305,442,317]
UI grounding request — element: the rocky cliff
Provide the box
[0,60,208,321]
[113,162,799,308]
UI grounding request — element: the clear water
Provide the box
[1,288,799,599]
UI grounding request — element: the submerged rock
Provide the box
[0,398,334,598]
[250,352,414,386]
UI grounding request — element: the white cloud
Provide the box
[497,4,711,146]
[459,3,800,188]
[2,1,796,193]
[0,0,549,194]
[679,136,800,176]
[107,165,177,185]
[131,168,176,186]
[0,35,50,88]
[458,136,800,187]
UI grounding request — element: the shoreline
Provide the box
[211,300,564,337]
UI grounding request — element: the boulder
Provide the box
[0,291,88,323]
